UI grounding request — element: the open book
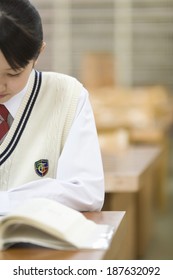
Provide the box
[0,198,113,251]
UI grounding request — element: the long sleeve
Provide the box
[7,88,105,212]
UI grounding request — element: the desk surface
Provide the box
[103,145,161,192]
[0,211,126,260]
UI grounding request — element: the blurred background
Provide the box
[32,0,173,259]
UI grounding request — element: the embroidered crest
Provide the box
[35,159,49,177]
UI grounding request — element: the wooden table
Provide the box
[102,145,166,259]
[0,211,126,260]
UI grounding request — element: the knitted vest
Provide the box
[0,71,82,190]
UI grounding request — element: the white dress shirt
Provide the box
[2,72,105,213]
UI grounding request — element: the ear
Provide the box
[40,41,46,53]
[34,41,46,67]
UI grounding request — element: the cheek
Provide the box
[8,82,22,95]
[8,78,28,94]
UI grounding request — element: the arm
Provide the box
[8,88,105,212]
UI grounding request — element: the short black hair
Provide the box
[0,0,43,70]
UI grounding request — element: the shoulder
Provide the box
[39,71,84,104]
[41,71,83,89]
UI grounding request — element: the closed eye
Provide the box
[7,72,22,77]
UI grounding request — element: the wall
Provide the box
[32,0,173,91]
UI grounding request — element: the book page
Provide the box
[0,198,107,248]
[1,223,74,250]
[1,222,113,250]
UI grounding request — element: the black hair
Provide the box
[0,0,43,70]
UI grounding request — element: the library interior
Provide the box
[1,0,173,260]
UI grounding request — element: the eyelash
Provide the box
[7,73,21,77]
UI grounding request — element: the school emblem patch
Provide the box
[35,159,49,177]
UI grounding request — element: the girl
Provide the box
[0,0,104,213]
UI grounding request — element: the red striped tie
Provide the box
[0,104,9,142]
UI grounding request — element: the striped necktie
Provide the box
[0,104,10,143]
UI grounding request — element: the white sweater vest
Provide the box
[0,71,82,190]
